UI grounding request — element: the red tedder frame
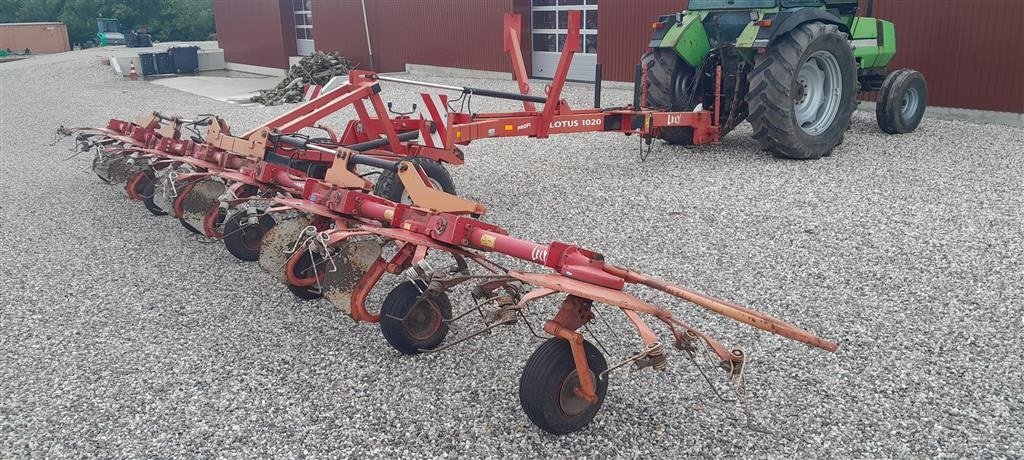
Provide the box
[441,11,720,149]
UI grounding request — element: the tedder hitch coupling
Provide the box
[59,10,839,436]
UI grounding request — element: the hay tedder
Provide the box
[60,12,838,434]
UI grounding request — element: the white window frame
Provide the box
[293,0,314,56]
[531,1,598,55]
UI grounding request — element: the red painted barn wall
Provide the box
[593,0,1023,112]
[367,0,516,73]
[307,1,369,69]
[858,0,1023,113]
[597,0,686,83]
[312,0,517,73]
[213,0,1021,112]
[212,0,296,69]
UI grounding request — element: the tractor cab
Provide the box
[687,0,859,13]
[684,0,863,36]
[96,18,126,46]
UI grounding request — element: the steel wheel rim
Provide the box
[404,299,442,341]
[901,87,920,119]
[557,369,596,417]
[400,178,443,205]
[238,216,266,252]
[794,50,843,136]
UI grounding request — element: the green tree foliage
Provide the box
[1,0,215,46]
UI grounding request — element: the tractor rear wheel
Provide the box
[876,69,927,134]
[747,22,857,159]
[641,48,696,145]
[519,338,608,434]
[373,156,456,204]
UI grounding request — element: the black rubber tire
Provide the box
[286,251,326,300]
[747,22,858,160]
[373,156,456,204]
[876,69,928,134]
[519,338,608,435]
[379,281,453,355]
[141,179,168,216]
[179,219,203,235]
[222,211,276,261]
[641,48,696,145]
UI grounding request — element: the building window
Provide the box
[293,0,314,55]
[531,0,597,55]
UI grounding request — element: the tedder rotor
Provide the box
[59,11,846,434]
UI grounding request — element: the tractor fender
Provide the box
[751,9,849,48]
[649,12,711,68]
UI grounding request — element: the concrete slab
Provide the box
[224,61,286,77]
[148,73,280,103]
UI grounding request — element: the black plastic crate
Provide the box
[137,53,157,76]
[168,46,200,74]
[154,52,175,74]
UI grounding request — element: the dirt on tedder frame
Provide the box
[59,12,837,434]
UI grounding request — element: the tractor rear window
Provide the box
[688,0,776,10]
[781,0,825,7]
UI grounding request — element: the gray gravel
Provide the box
[2,49,1023,458]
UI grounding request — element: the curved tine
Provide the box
[605,265,838,352]
[661,316,734,363]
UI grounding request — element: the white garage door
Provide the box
[531,0,598,82]
[293,0,315,56]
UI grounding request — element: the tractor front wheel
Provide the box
[519,338,608,434]
[641,48,696,145]
[876,69,928,134]
[747,22,858,159]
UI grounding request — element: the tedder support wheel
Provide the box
[125,169,154,200]
[141,178,168,216]
[519,338,609,435]
[379,281,453,354]
[178,219,203,235]
[222,210,275,261]
[747,22,858,160]
[641,48,696,145]
[373,156,456,204]
[876,69,928,134]
[286,251,329,300]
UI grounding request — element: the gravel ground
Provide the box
[2,50,1022,458]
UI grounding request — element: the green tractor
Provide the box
[96,18,127,46]
[643,0,927,159]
